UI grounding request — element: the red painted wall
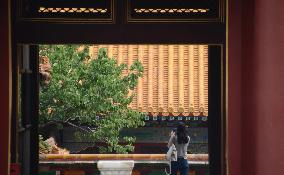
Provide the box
[1,0,283,175]
[242,0,284,174]
[0,0,11,174]
[228,0,242,175]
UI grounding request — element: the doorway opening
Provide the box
[14,43,223,175]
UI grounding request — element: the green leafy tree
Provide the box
[39,45,145,153]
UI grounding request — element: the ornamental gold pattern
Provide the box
[133,8,209,14]
[89,45,208,117]
[38,7,108,13]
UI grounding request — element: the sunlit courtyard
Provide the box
[38,45,210,175]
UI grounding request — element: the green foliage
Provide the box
[39,45,145,153]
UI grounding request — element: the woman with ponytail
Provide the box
[167,122,190,175]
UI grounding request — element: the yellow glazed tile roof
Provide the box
[90,45,208,117]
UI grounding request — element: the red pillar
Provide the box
[242,0,284,174]
[228,0,242,175]
[0,0,11,174]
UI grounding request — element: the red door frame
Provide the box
[0,0,11,174]
[0,0,245,175]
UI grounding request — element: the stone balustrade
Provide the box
[97,160,134,175]
[39,154,209,175]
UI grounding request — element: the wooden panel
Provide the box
[127,0,224,23]
[17,0,114,23]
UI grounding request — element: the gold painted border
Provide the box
[225,0,229,174]
[8,0,12,173]
[16,0,115,24]
[126,0,225,23]
[221,42,226,175]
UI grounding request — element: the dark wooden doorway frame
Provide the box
[11,1,227,175]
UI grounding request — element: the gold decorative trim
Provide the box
[17,0,115,23]
[38,7,107,13]
[8,0,12,169]
[127,0,224,23]
[225,0,229,174]
[134,8,210,14]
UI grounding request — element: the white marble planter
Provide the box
[97,160,134,175]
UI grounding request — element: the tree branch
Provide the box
[39,119,93,133]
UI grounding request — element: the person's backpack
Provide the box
[165,144,177,161]
[165,144,177,175]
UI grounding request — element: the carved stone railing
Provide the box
[39,154,208,174]
[97,160,134,175]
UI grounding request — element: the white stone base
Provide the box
[97,160,134,175]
